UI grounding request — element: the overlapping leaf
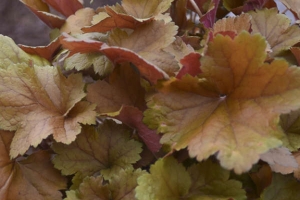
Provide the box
[135,156,246,200]
[66,167,145,200]
[52,120,143,180]
[0,130,67,200]
[280,109,300,151]
[260,173,300,200]
[0,62,96,158]
[0,35,49,68]
[144,31,300,173]
[108,20,179,75]
[20,0,65,29]
[249,8,300,56]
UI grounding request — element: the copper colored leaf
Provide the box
[60,33,168,83]
[52,120,142,179]
[60,8,96,34]
[249,8,300,56]
[213,13,251,35]
[144,32,300,173]
[108,106,162,153]
[249,164,273,196]
[20,0,65,29]
[43,0,83,17]
[108,21,179,75]
[176,52,201,79]
[87,64,145,114]
[100,45,169,83]
[0,130,67,200]
[121,0,174,19]
[0,35,49,68]
[19,38,61,61]
[0,64,96,158]
[82,7,153,33]
[60,33,104,55]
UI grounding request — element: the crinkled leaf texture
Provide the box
[66,167,145,200]
[260,173,300,200]
[135,156,246,200]
[0,63,96,158]
[144,31,300,174]
[0,34,49,68]
[249,8,300,56]
[52,120,143,180]
[0,130,67,200]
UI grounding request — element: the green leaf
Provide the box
[135,156,191,200]
[144,31,300,173]
[0,35,49,69]
[64,52,113,76]
[52,120,143,180]
[260,173,300,200]
[135,157,246,200]
[66,167,145,200]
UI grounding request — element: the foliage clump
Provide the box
[1,0,300,199]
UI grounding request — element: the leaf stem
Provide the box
[189,0,203,17]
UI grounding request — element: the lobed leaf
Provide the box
[66,167,145,200]
[249,8,300,56]
[0,130,67,200]
[0,35,49,68]
[52,120,143,180]
[135,156,246,200]
[0,63,96,158]
[144,31,300,173]
[260,173,300,200]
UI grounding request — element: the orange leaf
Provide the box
[20,0,65,29]
[144,32,300,173]
[43,0,83,17]
[19,38,61,61]
[0,64,96,158]
[0,131,66,200]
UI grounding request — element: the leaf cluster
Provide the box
[1,0,300,199]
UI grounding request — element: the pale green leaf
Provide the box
[0,35,49,68]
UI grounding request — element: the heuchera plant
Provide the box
[2,0,300,199]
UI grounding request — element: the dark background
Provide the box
[0,0,119,46]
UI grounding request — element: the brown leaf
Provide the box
[19,38,61,61]
[87,64,146,114]
[60,8,96,34]
[43,0,83,17]
[109,106,162,153]
[20,0,65,29]
[0,64,96,158]
[82,6,153,33]
[0,130,67,200]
